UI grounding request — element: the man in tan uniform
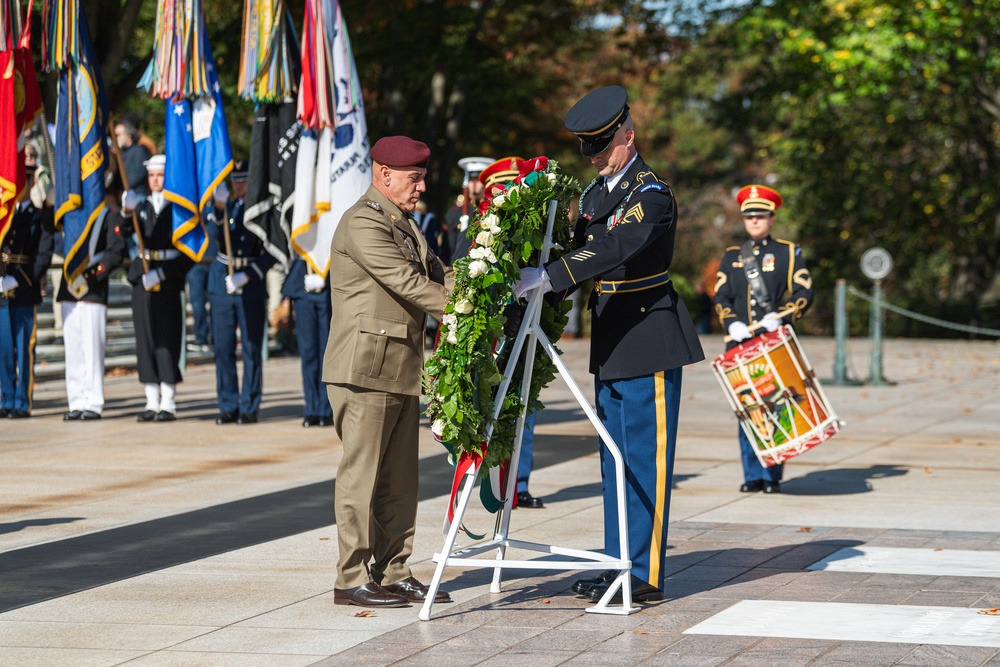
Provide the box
[323,136,453,608]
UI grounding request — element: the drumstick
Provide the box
[723,305,799,343]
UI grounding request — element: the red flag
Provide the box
[14,47,43,142]
[0,44,18,246]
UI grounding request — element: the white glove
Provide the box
[761,312,782,332]
[512,267,552,299]
[30,180,53,209]
[122,189,138,211]
[214,182,230,207]
[458,214,470,232]
[141,268,165,290]
[226,271,250,294]
[728,321,752,342]
[1,275,18,292]
[304,274,326,293]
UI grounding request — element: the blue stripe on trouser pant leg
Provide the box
[596,368,682,590]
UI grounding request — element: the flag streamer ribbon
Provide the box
[238,0,297,102]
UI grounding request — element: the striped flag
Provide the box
[289,0,369,278]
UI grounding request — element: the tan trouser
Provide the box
[327,383,420,589]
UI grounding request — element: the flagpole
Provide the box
[107,118,158,292]
[218,196,238,291]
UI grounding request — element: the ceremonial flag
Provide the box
[289,0,368,278]
[244,99,299,268]
[48,6,110,294]
[140,0,231,262]
[242,6,301,267]
[160,24,232,262]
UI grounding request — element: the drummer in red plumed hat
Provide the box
[713,183,814,494]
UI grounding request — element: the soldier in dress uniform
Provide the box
[514,86,705,603]
[323,135,453,608]
[208,160,276,425]
[281,258,332,427]
[0,158,54,418]
[713,184,814,494]
[58,204,126,421]
[122,154,194,422]
[447,156,492,264]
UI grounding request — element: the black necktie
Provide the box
[593,178,608,212]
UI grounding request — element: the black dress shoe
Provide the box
[572,568,619,596]
[64,410,83,421]
[216,412,238,425]
[236,413,257,424]
[8,409,30,419]
[740,480,764,493]
[333,582,409,608]
[154,411,176,422]
[137,410,157,422]
[763,482,782,494]
[302,415,320,427]
[0,408,8,418]
[80,410,102,420]
[382,577,452,603]
[516,491,545,509]
[317,416,333,427]
[586,574,664,603]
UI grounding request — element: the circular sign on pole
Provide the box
[861,247,893,281]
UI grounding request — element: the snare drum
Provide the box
[712,325,840,467]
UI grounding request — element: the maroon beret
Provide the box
[369,136,431,169]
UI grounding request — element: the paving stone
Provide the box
[902,590,992,607]
[806,641,917,666]
[895,644,1000,666]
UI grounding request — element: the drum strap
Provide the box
[739,240,774,315]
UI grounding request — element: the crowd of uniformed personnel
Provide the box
[4,88,814,611]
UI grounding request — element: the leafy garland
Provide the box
[424,157,580,472]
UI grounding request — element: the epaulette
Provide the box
[365,200,382,212]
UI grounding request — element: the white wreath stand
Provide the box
[419,200,638,621]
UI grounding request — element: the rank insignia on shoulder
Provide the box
[365,200,382,212]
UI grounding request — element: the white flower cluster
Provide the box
[440,312,459,345]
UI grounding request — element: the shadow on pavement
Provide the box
[782,465,908,495]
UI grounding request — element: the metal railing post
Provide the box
[868,279,888,385]
[832,279,849,384]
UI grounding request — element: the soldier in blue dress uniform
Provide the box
[209,161,277,425]
[514,86,705,603]
[281,258,332,427]
[0,164,54,418]
[713,184,814,494]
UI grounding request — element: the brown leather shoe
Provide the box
[382,577,452,603]
[333,582,409,607]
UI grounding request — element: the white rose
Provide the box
[447,330,459,345]
[442,313,458,329]
[480,213,500,229]
[475,230,494,247]
[489,222,502,234]
[485,248,498,264]
[492,193,506,206]
[454,299,473,314]
[468,259,489,278]
[431,419,446,437]
[546,172,556,184]
[469,246,487,260]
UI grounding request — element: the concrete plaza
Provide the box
[2,334,999,665]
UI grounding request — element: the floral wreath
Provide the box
[423,157,580,473]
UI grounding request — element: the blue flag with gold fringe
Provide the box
[163,30,232,262]
[53,10,110,295]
